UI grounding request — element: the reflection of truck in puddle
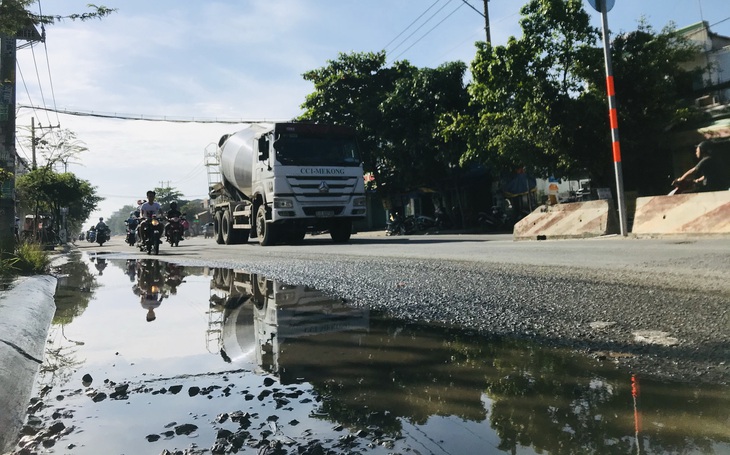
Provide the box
[208,268,369,378]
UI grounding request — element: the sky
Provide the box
[14,0,730,224]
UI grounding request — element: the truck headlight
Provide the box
[274,198,294,209]
[353,197,366,207]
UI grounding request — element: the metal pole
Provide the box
[0,35,18,252]
[31,117,36,169]
[599,3,628,236]
[483,0,491,44]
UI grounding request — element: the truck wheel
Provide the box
[330,219,352,243]
[256,205,276,246]
[222,210,235,245]
[214,211,224,244]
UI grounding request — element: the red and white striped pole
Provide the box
[598,0,628,236]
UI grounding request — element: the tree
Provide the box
[152,186,186,211]
[575,22,701,194]
[16,168,102,240]
[379,62,469,194]
[16,126,89,172]
[448,0,701,196]
[0,1,115,37]
[450,0,599,180]
[299,51,416,198]
[299,52,471,210]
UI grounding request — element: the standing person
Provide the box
[673,141,729,192]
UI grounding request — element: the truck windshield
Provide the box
[274,134,361,167]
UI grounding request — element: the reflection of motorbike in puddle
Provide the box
[208,268,369,378]
[91,255,107,276]
[133,260,167,322]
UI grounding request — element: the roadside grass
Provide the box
[0,241,51,276]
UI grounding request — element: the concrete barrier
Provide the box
[632,191,730,236]
[513,200,620,240]
[0,275,57,454]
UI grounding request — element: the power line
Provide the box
[387,0,456,56]
[392,2,466,62]
[37,0,61,126]
[17,105,285,124]
[382,0,441,51]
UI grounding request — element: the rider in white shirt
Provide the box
[138,190,163,245]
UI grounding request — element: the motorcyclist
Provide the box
[164,201,183,241]
[95,217,109,242]
[138,190,163,247]
[125,211,140,245]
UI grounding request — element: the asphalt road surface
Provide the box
[76,231,730,384]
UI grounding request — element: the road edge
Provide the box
[0,274,57,454]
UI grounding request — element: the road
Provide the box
[76,231,730,384]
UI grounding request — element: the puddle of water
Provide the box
[9,252,730,454]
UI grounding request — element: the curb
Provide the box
[0,275,57,453]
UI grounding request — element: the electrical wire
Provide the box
[37,0,61,126]
[382,0,442,51]
[391,2,466,62]
[387,0,456,56]
[17,105,282,124]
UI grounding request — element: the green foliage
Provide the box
[105,204,137,236]
[0,168,12,183]
[463,0,599,178]
[1,241,50,276]
[577,22,702,193]
[0,1,115,37]
[299,52,471,198]
[152,186,185,211]
[16,168,103,237]
[458,0,700,194]
[379,61,470,193]
[299,52,416,187]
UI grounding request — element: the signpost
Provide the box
[586,0,628,237]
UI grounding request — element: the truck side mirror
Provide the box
[258,137,269,161]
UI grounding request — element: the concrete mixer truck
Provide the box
[205,122,367,246]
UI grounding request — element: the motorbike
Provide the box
[477,205,512,233]
[166,216,184,247]
[385,213,416,236]
[96,227,110,246]
[140,215,163,255]
[125,218,139,246]
[86,228,97,243]
[202,222,214,239]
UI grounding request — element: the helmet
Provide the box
[99,217,104,221]
[170,202,178,209]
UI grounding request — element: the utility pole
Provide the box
[0,24,41,252]
[30,118,61,170]
[0,35,18,253]
[483,0,491,44]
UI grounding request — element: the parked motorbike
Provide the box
[477,205,512,233]
[414,215,437,232]
[140,215,163,255]
[385,213,416,236]
[166,216,184,247]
